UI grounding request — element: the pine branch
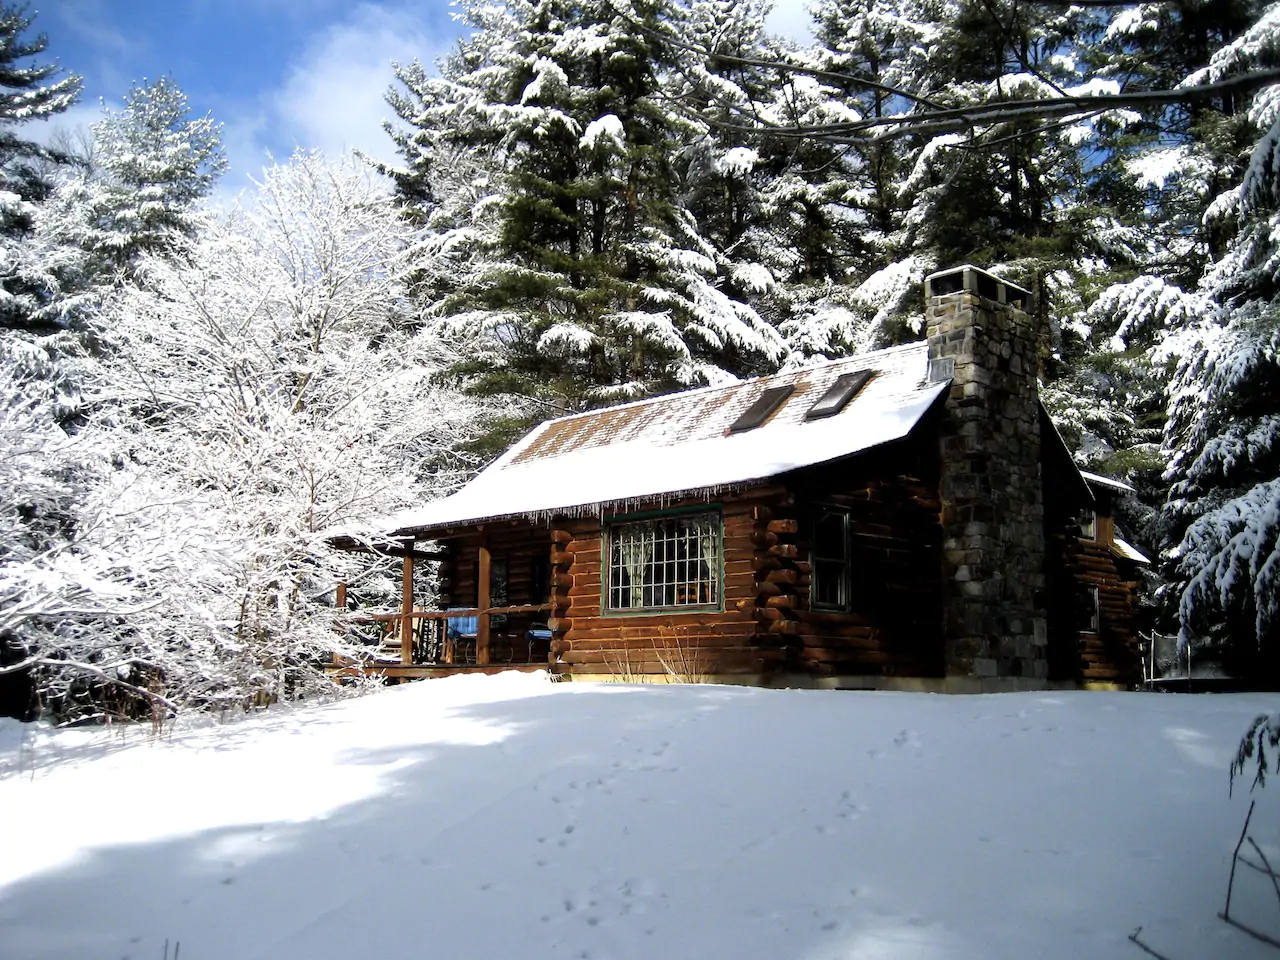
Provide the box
[700,65,1280,143]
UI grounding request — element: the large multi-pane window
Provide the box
[606,511,721,613]
[812,505,851,611]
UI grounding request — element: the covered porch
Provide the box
[330,523,569,680]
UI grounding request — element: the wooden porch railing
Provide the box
[358,603,554,666]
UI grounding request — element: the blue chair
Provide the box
[445,609,479,663]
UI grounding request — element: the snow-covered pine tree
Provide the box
[1157,3,1280,677]
[0,3,81,333]
[772,0,931,356]
[1040,2,1263,572]
[383,0,786,453]
[45,76,226,277]
[668,0,779,311]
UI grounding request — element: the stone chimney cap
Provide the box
[925,264,1033,309]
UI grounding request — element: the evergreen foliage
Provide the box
[382,0,786,447]
[44,77,226,276]
[0,3,80,333]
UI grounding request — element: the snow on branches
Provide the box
[4,153,487,720]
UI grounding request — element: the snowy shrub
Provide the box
[6,154,487,721]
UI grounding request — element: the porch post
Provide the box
[400,547,414,666]
[332,582,349,667]
[477,540,491,665]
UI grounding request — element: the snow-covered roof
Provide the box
[381,342,947,536]
[1080,470,1136,494]
[1112,537,1151,565]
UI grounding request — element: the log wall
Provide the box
[1042,473,1142,685]
[785,438,946,678]
[546,436,947,683]
[1046,531,1141,683]
[550,492,785,679]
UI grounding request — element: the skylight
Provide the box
[729,384,794,433]
[805,370,873,420]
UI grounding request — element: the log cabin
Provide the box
[334,265,1149,691]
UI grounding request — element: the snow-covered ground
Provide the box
[1,675,1277,960]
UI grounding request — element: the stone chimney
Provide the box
[925,265,1047,688]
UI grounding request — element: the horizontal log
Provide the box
[560,661,767,676]
[795,629,882,649]
[796,609,873,626]
[547,618,572,632]
[751,505,773,522]
[799,648,892,666]
[750,531,780,549]
[763,568,798,585]
[767,519,798,535]
[754,607,789,621]
[732,484,789,502]
[565,620,756,642]
[558,647,777,667]
[764,595,797,609]
[565,539,600,554]
[551,529,573,545]
[768,543,799,559]
[767,620,801,635]
[550,550,573,567]
[555,633,773,653]
[754,580,783,598]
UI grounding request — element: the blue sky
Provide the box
[36,1,812,197]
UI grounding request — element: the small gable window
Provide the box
[606,511,722,613]
[812,505,852,611]
[806,370,873,421]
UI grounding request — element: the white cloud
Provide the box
[765,0,815,43]
[268,2,457,168]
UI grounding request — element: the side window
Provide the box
[1076,584,1099,634]
[1076,509,1097,540]
[812,506,851,612]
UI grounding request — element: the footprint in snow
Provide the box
[893,729,922,749]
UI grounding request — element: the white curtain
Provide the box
[620,528,653,608]
[697,517,720,604]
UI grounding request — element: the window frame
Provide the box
[811,504,853,613]
[1076,509,1098,541]
[602,508,724,616]
[1077,583,1100,635]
